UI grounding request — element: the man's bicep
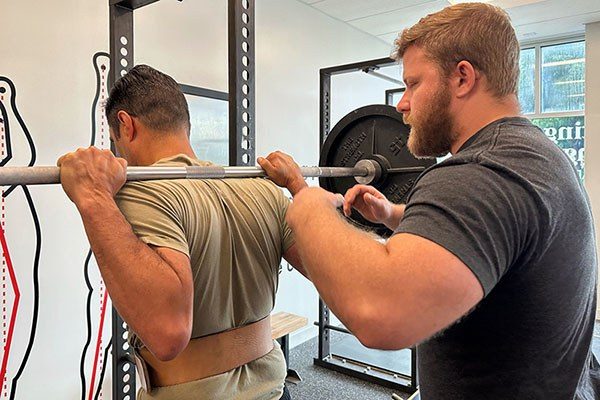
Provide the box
[385,233,484,345]
[152,246,192,280]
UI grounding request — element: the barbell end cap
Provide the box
[353,159,381,185]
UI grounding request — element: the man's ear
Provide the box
[117,110,136,142]
[453,60,479,98]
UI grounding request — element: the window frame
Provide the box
[519,35,585,119]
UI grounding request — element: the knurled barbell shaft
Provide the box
[0,164,372,186]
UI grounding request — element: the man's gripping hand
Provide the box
[257,151,307,196]
[343,184,404,231]
[57,147,127,209]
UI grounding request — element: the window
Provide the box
[518,39,585,180]
[180,85,229,166]
[385,88,405,107]
[541,42,585,113]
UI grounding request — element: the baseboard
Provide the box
[288,325,318,349]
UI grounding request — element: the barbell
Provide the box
[0,105,435,235]
[0,160,425,186]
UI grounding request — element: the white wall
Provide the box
[0,1,111,399]
[255,0,394,160]
[0,0,394,397]
[254,0,395,347]
[585,22,600,315]
[135,1,228,91]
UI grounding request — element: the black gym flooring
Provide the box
[285,323,600,399]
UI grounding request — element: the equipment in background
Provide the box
[320,104,434,236]
[0,104,433,236]
[316,58,427,395]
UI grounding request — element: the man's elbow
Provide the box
[350,308,415,350]
[146,322,191,362]
[354,330,413,350]
[153,336,188,362]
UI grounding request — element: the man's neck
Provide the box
[135,136,196,166]
[450,95,521,154]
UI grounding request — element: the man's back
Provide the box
[116,154,293,399]
[396,117,598,399]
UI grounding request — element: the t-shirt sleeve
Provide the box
[395,164,531,296]
[270,184,295,253]
[115,182,190,257]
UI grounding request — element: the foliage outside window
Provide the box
[541,42,585,113]
[518,40,585,181]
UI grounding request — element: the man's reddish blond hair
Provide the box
[393,3,520,98]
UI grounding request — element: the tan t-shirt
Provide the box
[115,154,294,399]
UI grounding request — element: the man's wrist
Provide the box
[288,179,308,196]
[76,190,118,218]
[383,204,405,231]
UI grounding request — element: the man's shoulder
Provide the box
[115,179,185,209]
[117,179,173,195]
[115,176,290,212]
[413,161,490,189]
[455,117,545,158]
[226,178,288,198]
[416,117,565,189]
[407,155,534,209]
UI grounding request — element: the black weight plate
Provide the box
[319,104,435,236]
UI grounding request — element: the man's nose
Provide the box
[396,96,409,114]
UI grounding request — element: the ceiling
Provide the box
[297,0,600,45]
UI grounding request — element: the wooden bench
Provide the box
[271,311,308,382]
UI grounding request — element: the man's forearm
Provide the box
[76,195,190,345]
[290,199,393,338]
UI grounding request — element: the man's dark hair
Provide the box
[105,64,190,137]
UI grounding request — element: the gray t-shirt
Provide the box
[395,117,598,399]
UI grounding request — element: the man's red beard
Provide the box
[403,84,456,158]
